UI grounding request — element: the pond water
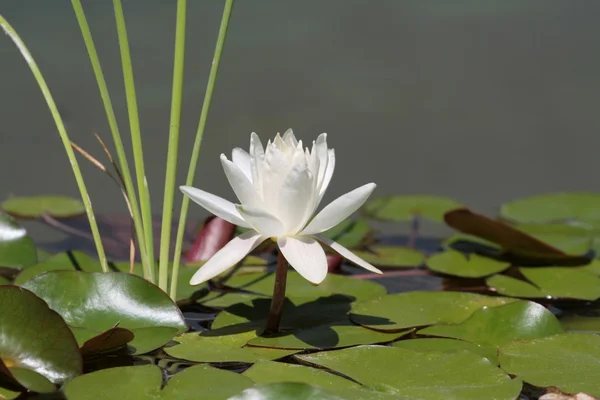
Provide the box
[2,1,600,242]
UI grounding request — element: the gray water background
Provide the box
[2,1,600,241]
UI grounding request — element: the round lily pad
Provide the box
[499,333,600,397]
[15,251,102,285]
[248,322,409,350]
[165,331,295,363]
[0,286,82,386]
[2,196,85,218]
[391,338,498,364]
[363,195,462,222]
[0,214,37,268]
[418,301,564,348]
[352,246,425,268]
[229,383,348,400]
[64,363,254,400]
[350,291,516,331]
[485,274,546,298]
[223,271,386,301]
[519,267,600,301]
[426,250,510,278]
[298,345,522,400]
[21,271,187,354]
[500,193,600,225]
[211,295,355,331]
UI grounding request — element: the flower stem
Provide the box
[71,0,152,280]
[158,0,187,292]
[169,0,234,300]
[113,0,156,282]
[0,15,109,272]
[265,250,289,333]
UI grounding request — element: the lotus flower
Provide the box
[181,129,382,285]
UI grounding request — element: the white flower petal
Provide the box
[282,128,298,147]
[237,205,285,237]
[318,149,335,199]
[315,234,382,274]
[250,133,265,192]
[278,162,315,233]
[190,231,267,285]
[314,133,329,189]
[180,186,250,228]
[221,154,264,209]
[278,236,328,284]
[232,148,252,182]
[302,183,376,235]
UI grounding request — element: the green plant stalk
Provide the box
[71,0,153,280]
[169,0,234,299]
[113,0,156,282]
[158,0,188,292]
[0,16,109,273]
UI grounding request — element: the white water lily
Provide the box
[181,129,382,285]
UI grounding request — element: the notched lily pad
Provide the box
[363,195,462,222]
[500,193,600,225]
[499,333,600,398]
[486,274,546,298]
[298,346,522,400]
[2,195,85,218]
[520,267,600,301]
[221,271,386,301]
[165,331,295,363]
[21,271,187,354]
[352,246,425,268]
[418,301,564,348]
[0,285,82,389]
[392,338,498,364]
[248,322,409,350]
[426,250,510,278]
[0,214,37,268]
[350,291,516,332]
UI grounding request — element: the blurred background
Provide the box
[1,0,600,241]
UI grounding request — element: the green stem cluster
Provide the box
[1,0,234,299]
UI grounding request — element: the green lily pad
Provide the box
[0,214,36,268]
[211,295,356,331]
[485,274,546,298]
[7,367,55,393]
[248,322,409,350]
[21,271,187,354]
[242,361,396,399]
[350,291,516,331]
[0,275,10,284]
[426,250,510,278]
[418,301,564,348]
[200,292,268,308]
[64,363,254,399]
[73,327,134,356]
[517,223,594,255]
[560,315,600,333]
[499,333,600,397]
[352,246,425,268]
[0,286,81,386]
[321,219,372,249]
[363,195,463,222]
[223,271,386,301]
[500,193,600,225]
[2,196,85,218]
[298,346,522,399]
[392,338,498,364]
[229,383,349,400]
[0,385,20,399]
[520,267,600,300]
[582,259,600,275]
[15,251,102,285]
[165,331,295,363]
